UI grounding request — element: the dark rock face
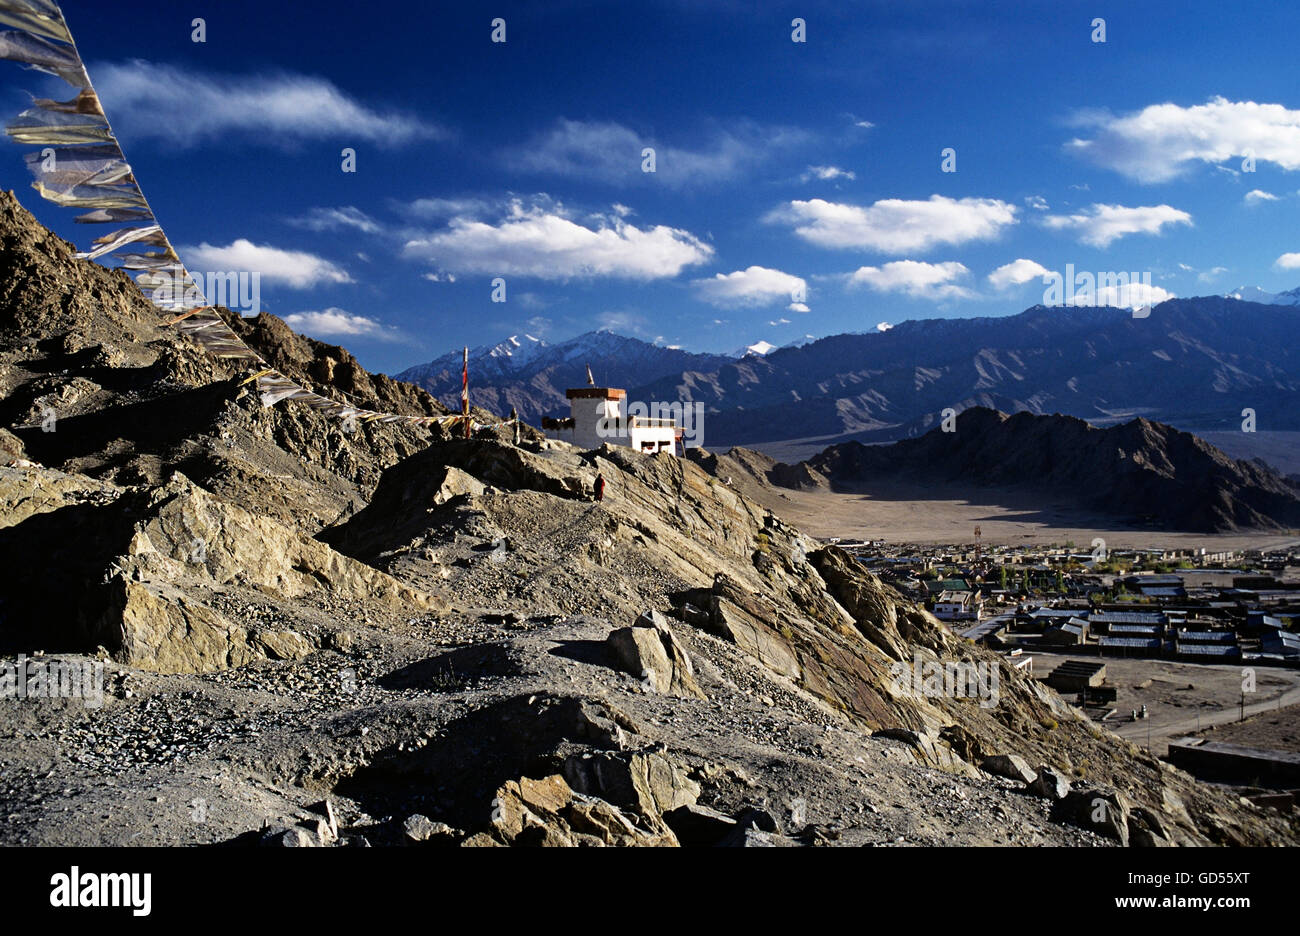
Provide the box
[796,407,1300,532]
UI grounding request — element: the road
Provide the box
[1111,678,1300,756]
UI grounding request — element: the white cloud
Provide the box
[1065,97,1300,183]
[289,206,383,235]
[282,308,398,340]
[692,265,807,308]
[847,260,973,300]
[403,199,713,280]
[801,165,856,182]
[1024,195,1050,211]
[769,317,791,326]
[180,239,351,288]
[1244,189,1279,204]
[876,321,893,332]
[768,195,1018,253]
[422,272,456,283]
[504,118,810,187]
[788,301,810,313]
[988,258,1051,289]
[597,308,650,336]
[92,60,442,147]
[1041,203,1192,247]
[1198,266,1228,283]
[1276,252,1300,270]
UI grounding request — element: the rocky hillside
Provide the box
[786,407,1300,533]
[0,191,1293,847]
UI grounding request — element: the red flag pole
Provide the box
[461,346,470,439]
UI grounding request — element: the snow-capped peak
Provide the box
[1224,285,1300,306]
[486,334,546,360]
[734,340,777,358]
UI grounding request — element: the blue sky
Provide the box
[3,0,1300,375]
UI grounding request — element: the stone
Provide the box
[487,772,678,847]
[981,754,1037,785]
[262,826,315,847]
[717,824,799,847]
[607,612,705,700]
[1026,765,1071,800]
[252,629,313,662]
[1127,807,1171,847]
[401,814,460,844]
[706,597,801,680]
[663,803,738,846]
[563,748,701,817]
[1054,787,1131,846]
[460,832,504,847]
[516,774,574,817]
[572,700,636,750]
[566,798,640,841]
[734,806,780,833]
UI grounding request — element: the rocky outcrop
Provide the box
[607,610,705,699]
[981,754,1037,784]
[0,471,442,672]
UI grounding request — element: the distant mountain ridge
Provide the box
[783,407,1300,533]
[396,295,1300,447]
[627,296,1300,446]
[395,330,732,422]
[1224,285,1300,306]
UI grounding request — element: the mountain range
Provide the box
[398,294,1300,450]
[396,331,733,423]
[777,407,1300,533]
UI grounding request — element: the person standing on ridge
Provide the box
[594,472,606,502]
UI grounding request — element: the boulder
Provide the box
[487,773,677,847]
[563,748,701,817]
[1054,787,1132,846]
[607,610,705,699]
[981,754,1037,785]
[400,816,441,842]
[1026,765,1071,800]
[663,803,738,846]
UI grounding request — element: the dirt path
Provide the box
[1111,679,1300,756]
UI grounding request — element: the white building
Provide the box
[932,590,983,622]
[544,384,680,455]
